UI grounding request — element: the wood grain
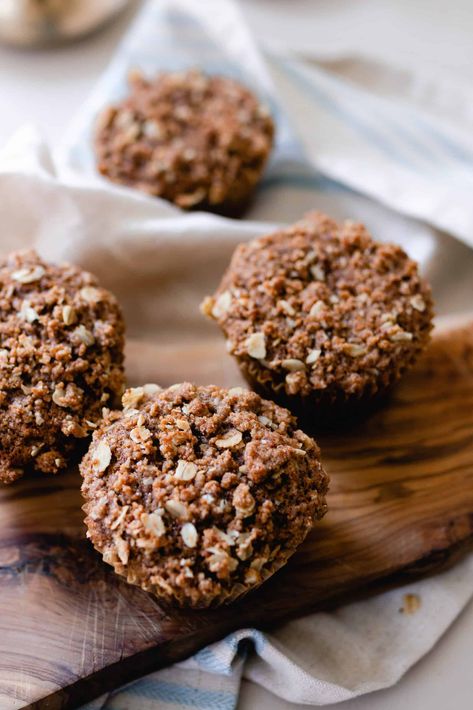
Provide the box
[1,317,473,710]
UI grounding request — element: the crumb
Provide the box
[400,593,421,614]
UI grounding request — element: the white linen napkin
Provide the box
[1,0,473,708]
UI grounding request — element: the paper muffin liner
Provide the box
[237,321,434,431]
[90,513,323,610]
[154,534,316,609]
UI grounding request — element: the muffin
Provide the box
[202,212,434,417]
[80,382,328,608]
[94,68,274,215]
[0,250,125,484]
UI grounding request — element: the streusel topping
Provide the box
[95,69,274,213]
[0,250,125,483]
[81,383,328,607]
[202,212,433,402]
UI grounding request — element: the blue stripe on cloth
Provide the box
[273,53,473,181]
[274,57,426,172]
[223,632,243,654]
[109,679,235,710]
[413,115,473,170]
[166,8,201,28]
[260,170,350,193]
[191,629,268,676]
[372,117,439,170]
[193,645,234,674]
[328,78,473,175]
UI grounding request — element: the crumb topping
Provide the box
[81,382,328,607]
[202,212,434,401]
[95,69,274,212]
[0,250,125,483]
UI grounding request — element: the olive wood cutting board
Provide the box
[2,316,473,710]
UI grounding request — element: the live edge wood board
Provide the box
[1,316,473,710]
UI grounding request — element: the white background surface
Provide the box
[0,1,472,708]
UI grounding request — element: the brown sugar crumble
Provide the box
[0,250,125,484]
[202,212,434,413]
[94,68,274,214]
[80,382,329,608]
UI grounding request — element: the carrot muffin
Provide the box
[202,212,434,416]
[0,250,125,484]
[94,68,274,215]
[80,382,328,608]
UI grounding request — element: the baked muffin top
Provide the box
[202,212,433,401]
[81,382,328,607]
[0,250,125,483]
[95,69,274,213]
